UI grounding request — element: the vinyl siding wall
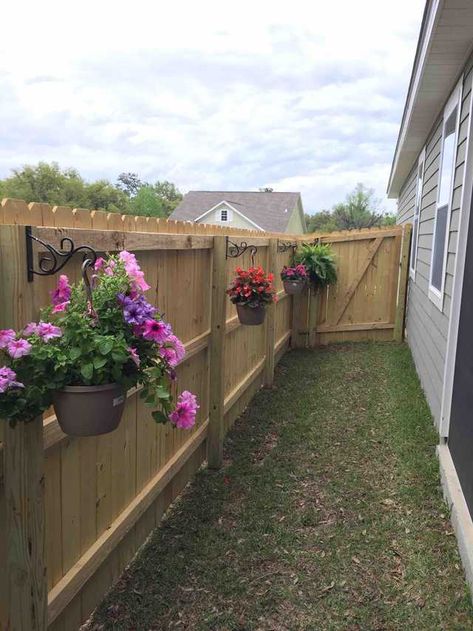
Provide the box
[397,55,473,426]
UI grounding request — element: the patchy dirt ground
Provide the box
[86,344,473,630]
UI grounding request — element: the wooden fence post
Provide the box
[394,223,412,342]
[0,225,47,630]
[264,239,277,387]
[208,235,227,469]
[308,287,319,348]
[291,288,310,348]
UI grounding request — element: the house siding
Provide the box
[286,199,306,234]
[397,53,473,426]
[196,207,258,231]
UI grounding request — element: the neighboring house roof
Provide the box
[388,0,473,198]
[170,191,304,233]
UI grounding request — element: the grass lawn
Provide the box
[87,343,473,630]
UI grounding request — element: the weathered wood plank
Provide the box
[208,236,227,469]
[394,224,412,342]
[32,226,214,251]
[47,421,208,625]
[0,225,47,630]
[264,239,277,386]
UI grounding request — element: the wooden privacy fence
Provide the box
[0,199,411,631]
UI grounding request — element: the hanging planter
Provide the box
[294,243,337,289]
[281,264,308,295]
[227,266,277,327]
[0,251,199,436]
[236,303,267,326]
[53,383,126,436]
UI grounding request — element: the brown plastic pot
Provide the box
[236,303,266,326]
[53,383,126,436]
[283,279,306,295]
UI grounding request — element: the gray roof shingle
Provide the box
[169,191,303,232]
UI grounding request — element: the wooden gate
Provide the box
[292,224,411,346]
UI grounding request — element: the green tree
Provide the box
[85,180,128,213]
[127,185,166,217]
[116,172,142,197]
[331,184,383,230]
[305,210,338,233]
[152,180,183,216]
[305,184,392,233]
[1,162,88,207]
[0,162,183,217]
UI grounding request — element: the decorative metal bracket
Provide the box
[277,240,297,253]
[25,226,98,282]
[225,237,258,263]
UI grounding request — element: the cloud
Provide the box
[0,0,425,213]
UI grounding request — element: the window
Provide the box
[429,80,462,309]
[220,209,228,222]
[410,148,425,279]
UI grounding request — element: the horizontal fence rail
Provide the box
[0,199,410,630]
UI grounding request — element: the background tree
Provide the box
[0,162,183,217]
[152,180,183,216]
[305,183,396,233]
[127,185,166,217]
[1,162,88,208]
[116,172,142,197]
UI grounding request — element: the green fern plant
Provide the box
[294,243,337,288]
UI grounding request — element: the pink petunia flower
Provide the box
[0,366,24,392]
[128,346,141,367]
[169,391,199,429]
[0,329,16,349]
[23,322,39,336]
[119,251,150,292]
[94,257,106,271]
[142,319,172,344]
[7,338,32,359]
[159,334,185,368]
[104,260,116,276]
[37,322,62,341]
[50,275,71,306]
[52,301,69,313]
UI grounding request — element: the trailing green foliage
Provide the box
[295,242,337,287]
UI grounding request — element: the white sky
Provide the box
[0,0,425,213]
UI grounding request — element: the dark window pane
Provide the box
[432,204,448,291]
[410,218,418,271]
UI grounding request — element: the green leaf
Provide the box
[155,386,170,400]
[152,410,168,424]
[93,356,107,370]
[98,339,114,355]
[80,363,94,381]
[70,347,81,361]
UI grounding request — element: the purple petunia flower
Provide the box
[119,294,156,326]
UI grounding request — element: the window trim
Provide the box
[409,147,426,281]
[220,208,228,222]
[428,78,462,310]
